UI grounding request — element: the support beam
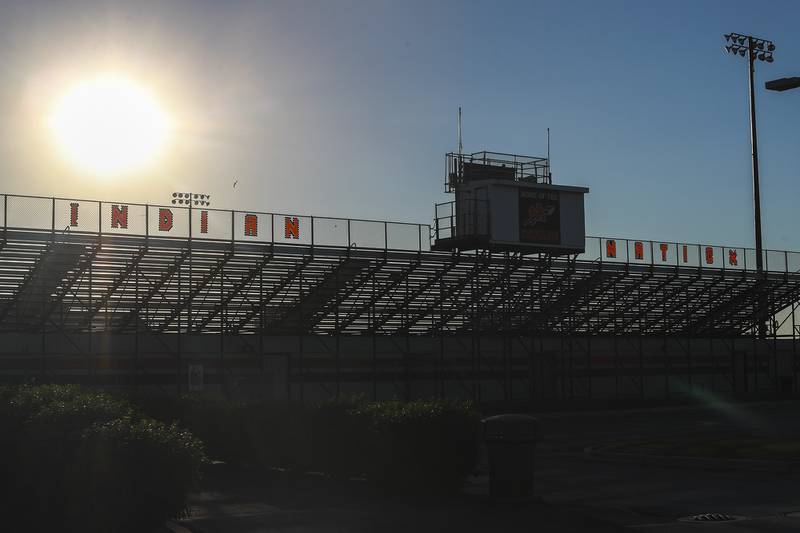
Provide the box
[0,244,54,323]
[432,254,523,333]
[337,260,420,330]
[367,252,460,333]
[82,247,146,327]
[36,243,101,328]
[113,248,189,333]
[397,253,491,334]
[191,250,273,332]
[227,254,312,334]
[155,251,233,332]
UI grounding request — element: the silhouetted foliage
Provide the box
[128,390,246,464]
[356,399,482,492]
[0,385,207,533]
[129,389,481,493]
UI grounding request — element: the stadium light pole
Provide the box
[724,32,775,339]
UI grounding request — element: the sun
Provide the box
[48,74,171,176]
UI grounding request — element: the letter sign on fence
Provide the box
[200,210,208,234]
[659,243,668,262]
[159,209,173,232]
[69,203,79,227]
[606,239,616,258]
[285,216,300,239]
[705,247,714,264]
[111,205,128,229]
[634,241,644,260]
[244,214,258,237]
[728,249,738,266]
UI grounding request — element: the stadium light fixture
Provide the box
[171,192,211,207]
[765,77,800,92]
[723,32,775,339]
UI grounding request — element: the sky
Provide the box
[0,0,799,250]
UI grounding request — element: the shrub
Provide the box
[241,401,312,470]
[309,394,371,478]
[357,400,481,492]
[240,396,481,491]
[128,390,245,463]
[14,388,137,524]
[0,385,207,533]
[66,418,207,533]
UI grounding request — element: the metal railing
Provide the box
[433,199,490,241]
[3,193,800,273]
[446,151,551,191]
[0,193,432,253]
[577,236,800,274]
[429,202,800,274]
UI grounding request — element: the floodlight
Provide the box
[739,48,746,57]
[767,43,775,52]
[766,55,774,63]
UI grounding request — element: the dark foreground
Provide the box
[178,464,624,533]
[176,400,800,533]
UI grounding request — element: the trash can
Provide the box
[482,414,539,501]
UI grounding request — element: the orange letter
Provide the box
[284,216,299,239]
[606,239,616,258]
[728,249,738,266]
[634,241,644,260]
[111,205,128,229]
[69,202,79,227]
[682,245,688,263]
[244,214,258,236]
[159,208,173,232]
[659,243,668,262]
[705,246,714,264]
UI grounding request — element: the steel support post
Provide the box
[746,36,767,339]
[177,257,182,394]
[793,302,798,392]
[439,266,445,399]
[135,257,139,390]
[335,264,340,397]
[86,263,94,384]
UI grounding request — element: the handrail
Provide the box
[0,193,432,253]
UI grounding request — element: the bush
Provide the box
[357,400,482,492]
[241,401,312,471]
[309,394,371,478]
[66,418,207,533]
[14,388,137,524]
[238,396,480,491]
[128,390,246,464]
[0,385,207,533]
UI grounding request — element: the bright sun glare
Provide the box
[48,75,170,176]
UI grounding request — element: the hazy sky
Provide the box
[1,0,799,250]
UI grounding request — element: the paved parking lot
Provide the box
[178,400,800,533]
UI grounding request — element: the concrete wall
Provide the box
[0,330,795,403]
